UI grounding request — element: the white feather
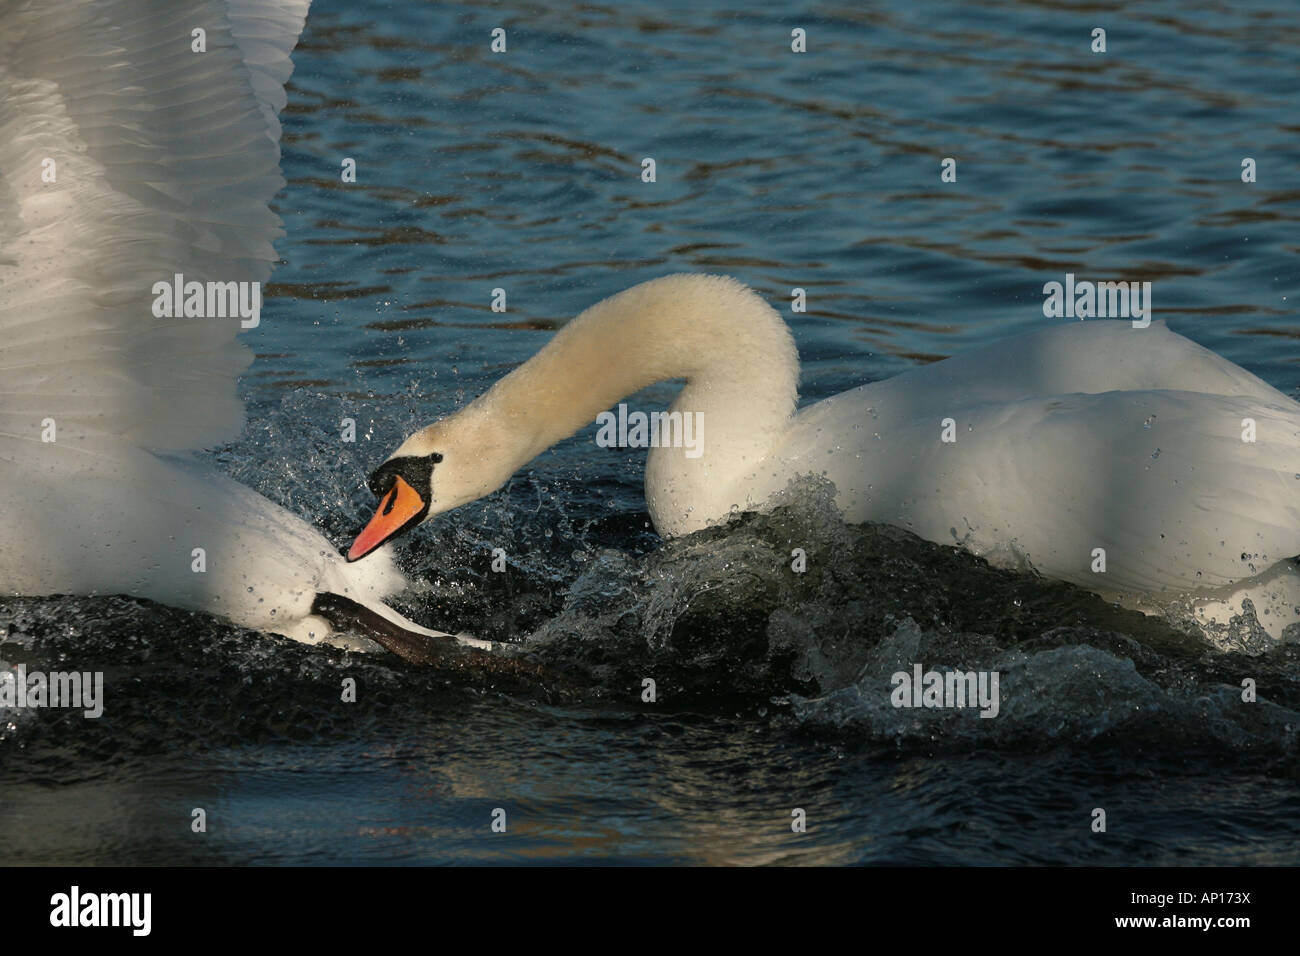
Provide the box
[383,276,1300,640]
[0,0,463,648]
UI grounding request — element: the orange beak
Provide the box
[347,475,428,562]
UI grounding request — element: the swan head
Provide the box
[346,412,515,561]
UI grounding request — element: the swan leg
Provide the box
[308,593,490,664]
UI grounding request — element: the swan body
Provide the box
[0,0,471,655]
[354,275,1300,639]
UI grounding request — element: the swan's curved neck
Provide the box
[460,275,800,477]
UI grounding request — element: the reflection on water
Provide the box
[3,0,1300,864]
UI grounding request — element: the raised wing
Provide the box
[0,0,311,457]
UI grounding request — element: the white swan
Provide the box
[351,274,1300,639]
[0,0,477,659]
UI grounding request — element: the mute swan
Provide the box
[0,0,479,659]
[351,274,1300,640]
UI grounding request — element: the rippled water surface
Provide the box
[4,0,1300,864]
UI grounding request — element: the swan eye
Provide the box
[430,453,443,464]
[368,454,437,499]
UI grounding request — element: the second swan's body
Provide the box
[349,275,1300,638]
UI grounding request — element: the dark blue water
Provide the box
[3,0,1300,864]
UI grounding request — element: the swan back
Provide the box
[770,320,1300,604]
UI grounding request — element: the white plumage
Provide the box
[0,0,459,649]
[776,319,1300,599]
[372,275,1300,638]
[3,1,1297,652]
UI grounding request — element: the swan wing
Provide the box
[0,0,311,456]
